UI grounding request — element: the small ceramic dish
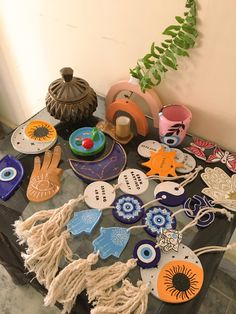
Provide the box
[69,141,127,182]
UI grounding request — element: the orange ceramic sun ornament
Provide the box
[142,147,184,177]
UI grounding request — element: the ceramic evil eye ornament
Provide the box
[154,181,187,207]
[0,155,24,200]
[201,167,236,211]
[69,127,105,156]
[140,244,204,303]
[184,195,216,228]
[93,227,130,259]
[133,239,161,268]
[142,206,177,237]
[142,148,184,177]
[112,194,144,224]
[67,209,102,236]
[118,169,149,195]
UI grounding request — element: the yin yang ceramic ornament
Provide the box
[11,122,57,154]
[0,155,24,200]
[176,153,196,174]
[154,181,187,206]
[118,169,149,195]
[140,244,204,303]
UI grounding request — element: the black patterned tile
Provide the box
[211,269,236,300]
[198,286,229,314]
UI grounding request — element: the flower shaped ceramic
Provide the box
[201,167,236,211]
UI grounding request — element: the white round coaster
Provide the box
[137,140,162,158]
[140,244,203,303]
[118,169,149,195]
[84,181,115,209]
[160,143,170,151]
[176,153,196,173]
[11,124,57,154]
[171,148,185,163]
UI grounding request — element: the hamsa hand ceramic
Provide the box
[201,167,236,211]
[27,146,63,202]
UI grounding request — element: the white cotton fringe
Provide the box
[86,258,137,303]
[22,230,73,289]
[14,197,82,250]
[91,279,150,314]
[44,252,99,314]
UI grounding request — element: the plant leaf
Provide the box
[170,44,189,57]
[174,37,190,49]
[155,46,165,54]
[151,68,161,82]
[178,31,195,47]
[161,42,169,49]
[151,42,160,58]
[175,16,185,24]
[161,56,177,70]
[165,49,177,65]
[182,24,198,37]
[163,25,181,34]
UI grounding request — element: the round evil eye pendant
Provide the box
[133,239,161,269]
[0,167,17,181]
[112,194,144,224]
[143,206,176,237]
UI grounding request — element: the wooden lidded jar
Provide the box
[46,67,97,122]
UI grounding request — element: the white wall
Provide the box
[0,0,236,151]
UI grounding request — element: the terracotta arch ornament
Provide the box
[106,98,148,136]
[105,79,163,129]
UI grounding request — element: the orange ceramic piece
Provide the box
[105,79,162,128]
[157,260,204,303]
[106,98,148,136]
[27,146,63,202]
[142,147,184,176]
[25,120,57,142]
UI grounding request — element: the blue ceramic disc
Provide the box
[143,206,176,237]
[69,127,105,156]
[154,182,187,207]
[133,239,161,269]
[112,194,144,224]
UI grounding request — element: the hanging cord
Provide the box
[171,208,193,218]
[147,173,189,181]
[179,166,203,187]
[180,207,234,234]
[193,243,236,257]
[140,197,163,209]
[127,225,147,232]
[212,200,236,212]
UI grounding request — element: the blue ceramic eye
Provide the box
[133,239,161,268]
[112,194,144,224]
[0,167,17,181]
[0,155,24,201]
[160,135,180,147]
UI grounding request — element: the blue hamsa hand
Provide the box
[93,227,131,259]
[67,209,102,236]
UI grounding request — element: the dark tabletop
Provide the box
[0,106,235,314]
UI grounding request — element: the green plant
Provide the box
[130,0,198,92]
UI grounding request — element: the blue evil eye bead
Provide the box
[184,195,215,228]
[0,155,24,201]
[160,135,180,147]
[112,194,144,224]
[143,206,177,237]
[0,167,17,181]
[154,182,187,207]
[67,209,102,236]
[133,239,161,269]
[93,227,131,259]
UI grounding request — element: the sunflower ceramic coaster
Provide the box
[11,121,57,154]
[25,120,57,142]
[140,244,204,303]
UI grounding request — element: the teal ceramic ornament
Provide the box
[67,209,102,236]
[93,227,131,259]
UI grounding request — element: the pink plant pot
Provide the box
[159,104,192,147]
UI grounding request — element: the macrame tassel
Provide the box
[91,279,150,314]
[22,230,73,289]
[14,196,83,249]
[86,258,137,303]
[44,252,99,314]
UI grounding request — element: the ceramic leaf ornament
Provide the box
[27,146,63,202]
[201,167,236,211]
